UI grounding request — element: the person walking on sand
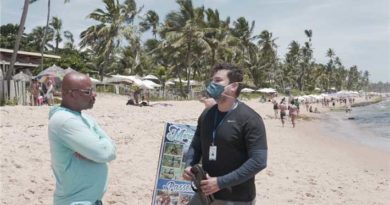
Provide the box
[279,99,288,127]
[48,72,116,205]
[273,100,279,119]
[289,100,298,128]
[182,63,267,204]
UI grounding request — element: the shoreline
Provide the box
[1,94,389,204]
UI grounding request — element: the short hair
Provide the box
[210,63,244,97]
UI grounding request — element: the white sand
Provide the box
[0,93,389,205]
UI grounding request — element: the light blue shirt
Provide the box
[48,106,116,205]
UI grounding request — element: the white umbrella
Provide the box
[257,88,277,93]
[90,77,101,84]
[142,74,159,80]
[173,79,199,86]
[104,74,134,84]
[165,80,175,86]
[142,79,161,89]
[241,88,255,93]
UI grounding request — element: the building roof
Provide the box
[0,60,39,67]
[0,48,61,59]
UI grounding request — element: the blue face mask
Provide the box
[206,82,226,100]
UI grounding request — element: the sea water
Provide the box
[320,98,390,152]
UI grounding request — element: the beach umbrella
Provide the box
[173,78,199,86]
[36,64,65,79]
[257,88,277,93]
[104,74,134,85]
[12,72,31,82]
[142,79,161,88]
[142,74,159,81]
[241,88,255,93]
[165,80,175,86]
[90,77,101,84]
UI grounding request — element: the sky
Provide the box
[1,0,389,83]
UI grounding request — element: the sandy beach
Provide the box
[0,93,389,205]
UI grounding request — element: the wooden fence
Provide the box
[0,80,30,105]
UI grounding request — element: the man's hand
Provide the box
[200,174,220,196]
[182,166,194,181]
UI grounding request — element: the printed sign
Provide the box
[151,123,196,205]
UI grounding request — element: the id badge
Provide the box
[209,145,217,161]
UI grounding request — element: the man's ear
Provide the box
[231,82,239,90]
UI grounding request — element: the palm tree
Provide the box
[257,30,278,87]
[5,0,30,81]
[325,48,336,91]
[80,0,141,80]
[63,30,74,49]
[50,16,62,53]
[27,26,54,51]
[39,0,70,68]
[297,29,314,91]
[284,40,301,90]
[161,0,208,95]
[139,10,160,38]
[203,8,231,73]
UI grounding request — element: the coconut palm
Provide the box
[297,29,314,91]
[50,16,63,53]
[257,30,278,87]
[80,0,141,79]
[27,26,54,51]
[161,0,208,95]
[139,10,160,38]
[5,0,30,81]
[63,30,74,49]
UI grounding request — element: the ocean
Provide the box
[320,97,390,152]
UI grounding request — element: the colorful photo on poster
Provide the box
[151,123,196,205]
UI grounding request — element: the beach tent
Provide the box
[241,88,255,93]
[165,80,175,86]
[12,71,31,82]
[142,74,159,81]
[142,79,161,89]
[256,88,277,93]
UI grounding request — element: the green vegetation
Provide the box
[1,0,373,97]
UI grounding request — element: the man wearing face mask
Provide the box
[183,64,267,204]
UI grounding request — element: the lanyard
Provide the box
[212,101,239,145]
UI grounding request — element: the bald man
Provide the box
[48,73,116,205]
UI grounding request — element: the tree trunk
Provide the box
[185,31,193,96]
[5,0,30,81]
[40,0,51,69]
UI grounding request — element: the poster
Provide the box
[151,123,196,205]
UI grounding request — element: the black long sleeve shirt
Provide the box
[186,102,268,202]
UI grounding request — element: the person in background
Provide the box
[30,79,40,106]
[289,100,298,128]
[183,63,267,205]
[279,98,288,127]
[46,79,54,106]
[273,100,279,119]
[48,72,116,205]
